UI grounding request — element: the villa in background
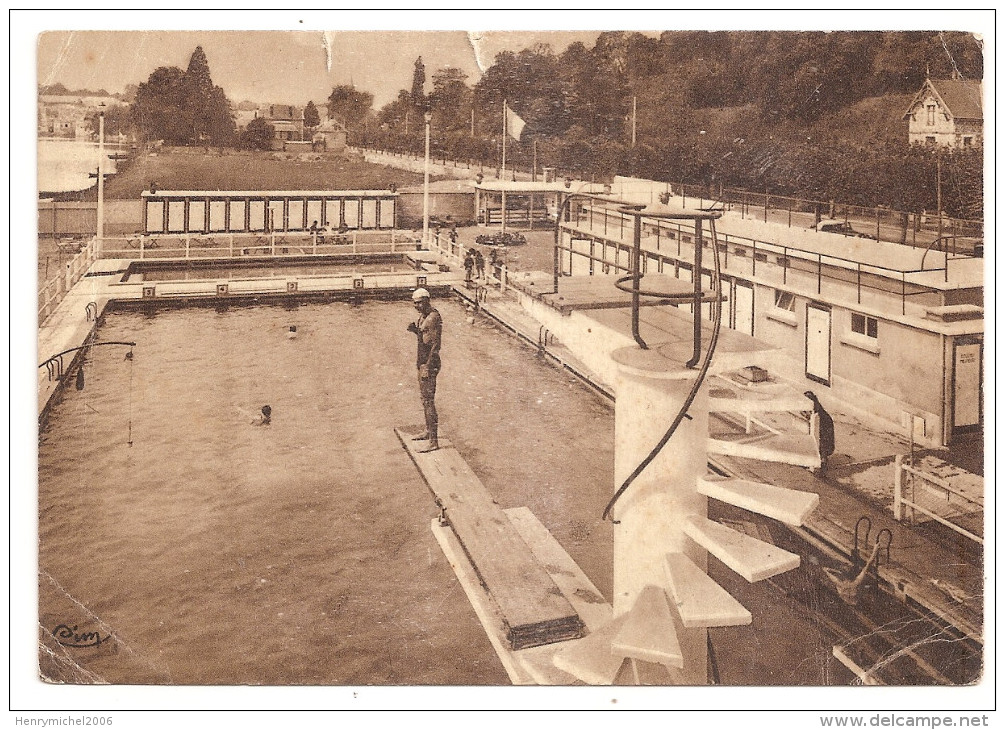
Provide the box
[257,104,305,150]
[311,117,348,153]
[38,94,124,139]
[903,76,983,148]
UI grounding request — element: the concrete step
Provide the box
[610,586,683,670]
[663,553,752,628]
[708,395,812,415]
[684,515,800,582]
[697,474,819,526]
[707,432,820,469]
[551,613,628,686]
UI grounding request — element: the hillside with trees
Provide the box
[357,31,983,219]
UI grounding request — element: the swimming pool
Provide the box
[37,296,618,685]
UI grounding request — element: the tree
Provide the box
[86,105,132,140]
[411,56,427,110]
[240,117,274,150]
[130,46,235,146]
[131,66,190,144]
[304,100,321,134]
[327,84,373,133]
[183,46,235,145]
[428,67,471,133]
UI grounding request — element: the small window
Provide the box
[774,290,795,312]
[851,313,878,338]
[963,136,973,147]
[925,136,937,147]
[753,252,768,263]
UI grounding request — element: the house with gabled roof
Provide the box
[903,76,983,148]
[257,104,305,147]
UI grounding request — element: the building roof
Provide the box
[475,180,608,193]
[314,118,347,133]
[904,78,983,121]
[262,104,303,121]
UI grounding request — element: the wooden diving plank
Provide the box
[707,433,820,469]
[663,553,752,628]
[697,474,819,526]
[432,508,615,685]
[505,507,613,632]
[430,518,535,685]
[610,586,684,669]
[396,427,584,650]
[684,516,800,582]
[551,614,629,686]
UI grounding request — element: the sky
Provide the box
[36,29,605,108]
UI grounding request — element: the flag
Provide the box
[505,105,526,141]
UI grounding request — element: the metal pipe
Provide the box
[687,218,704,368]
[631,212,645,349]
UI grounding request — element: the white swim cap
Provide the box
[412,288,430,301]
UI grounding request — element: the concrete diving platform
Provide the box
[535,275,719,315]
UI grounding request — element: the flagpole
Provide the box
[501,100,507,233]
[501,100,507,175]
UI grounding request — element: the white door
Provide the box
[952,340,982,432]
[805,303,831,386]
[733,280,754,335]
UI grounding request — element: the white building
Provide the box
[555,195,983,447]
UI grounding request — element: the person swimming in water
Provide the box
[251,405,272,426]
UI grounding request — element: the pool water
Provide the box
[37,297,618,685]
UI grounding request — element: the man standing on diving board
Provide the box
[407,288,442,452]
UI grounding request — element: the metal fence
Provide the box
[38,237,101,325]
[354,144,983,252]
[98,229,423,261]
[893,455,983,545]
[673,182,983,253]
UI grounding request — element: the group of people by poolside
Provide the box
[308,220,350,244]
[462,247,499,285]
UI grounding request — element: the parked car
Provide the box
[814,219,873,238]
[475,231,527,246]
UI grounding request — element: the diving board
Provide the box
[396,427,584,650]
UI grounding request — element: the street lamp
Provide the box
[422,111,432,247]
[97,104,106,241]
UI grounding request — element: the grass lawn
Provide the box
[103,147,430,200]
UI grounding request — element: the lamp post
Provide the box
[97,104,105,241]
[422,111,431,247]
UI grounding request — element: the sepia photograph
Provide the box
[15,8,993,718]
